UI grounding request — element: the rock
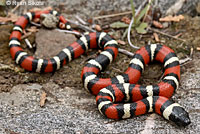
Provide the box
[0,84,41,106]
[41,14,59,28]
[34,29,77,59]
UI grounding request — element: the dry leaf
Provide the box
[174,33,183,38]
[159,15,184,22]
[40,91,47,107]
[152,21,163,29]
[21,32,32,40]
[26,26,39,33]
[121,16,131,24]
[153,33,160,42]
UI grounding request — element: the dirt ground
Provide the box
[0,0,200,134]
[0,15,199,93]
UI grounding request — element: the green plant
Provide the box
[110,0,151,34]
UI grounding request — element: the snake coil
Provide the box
[9,10,191,127]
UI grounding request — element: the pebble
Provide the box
[41,14,59,29]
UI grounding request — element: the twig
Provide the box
[56,29,83,36]
[75,15,88,25]
[149,27,186,42]
[25,38,33,49]
[112,67,123,73]
[21,32,32,39]
[180,57,192,66]
[118,48,134,57]
[190,47,193,57]
[66,18,96,32]
[159,73,165,81]
[11,0,26,13]
[93,11,133,20]
[30,21,42,27]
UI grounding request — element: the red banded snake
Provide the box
[9,10,191,126]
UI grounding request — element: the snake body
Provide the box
[9,10,72,73]
[9,10,191,126]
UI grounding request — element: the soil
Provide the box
[0,15,199,93]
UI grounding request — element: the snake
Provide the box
[8,10,191,126]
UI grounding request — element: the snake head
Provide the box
[169,106,191,127]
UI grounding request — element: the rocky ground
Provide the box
[0,0,200,134]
